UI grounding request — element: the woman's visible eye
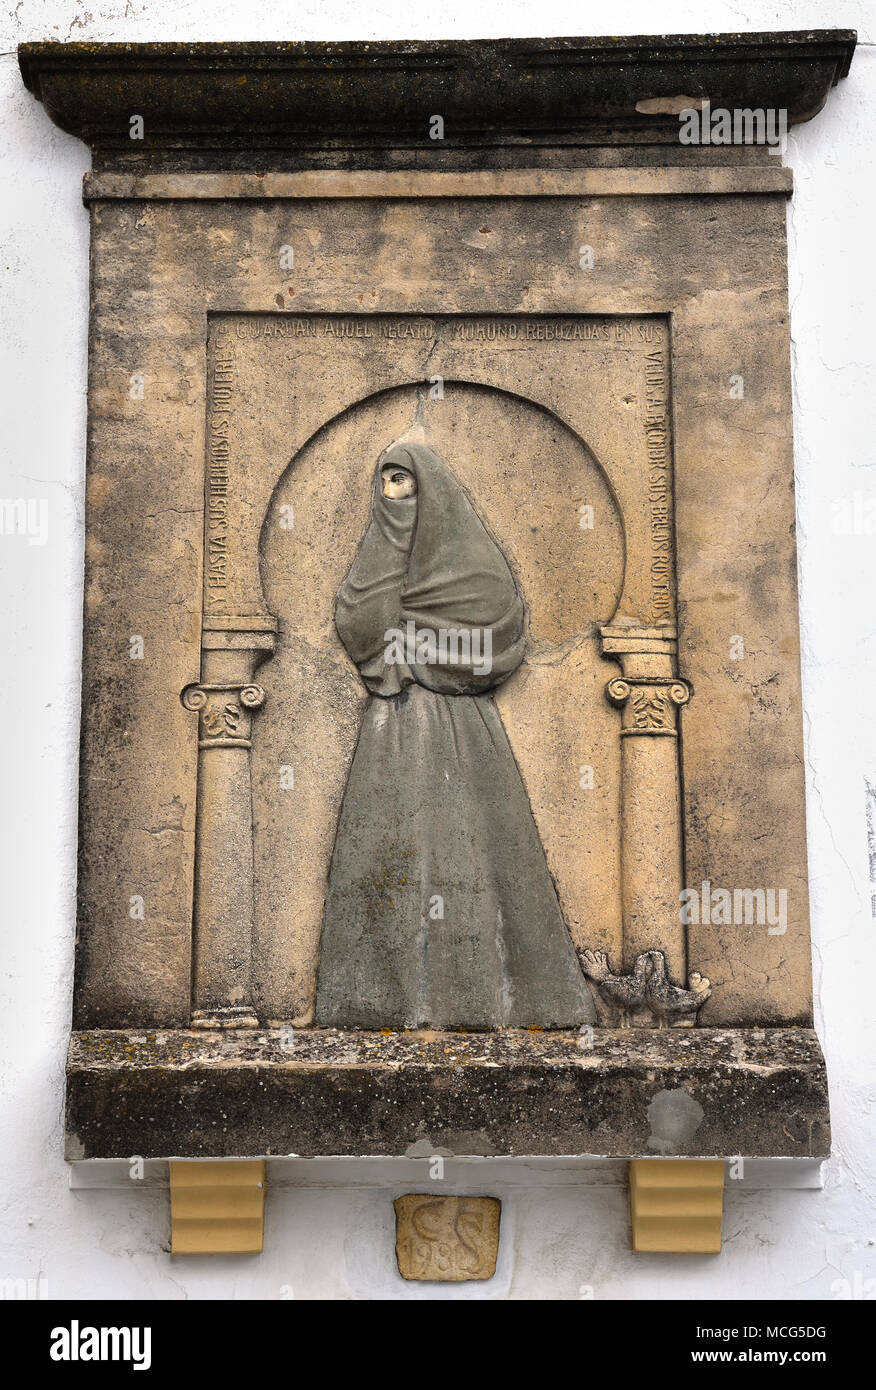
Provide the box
[380,465,416,497]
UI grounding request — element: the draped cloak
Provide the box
[314,442,594,1029]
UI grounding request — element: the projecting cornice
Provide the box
[18,32,856,170]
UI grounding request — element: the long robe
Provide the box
[314,442,593,1029]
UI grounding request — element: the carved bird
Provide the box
[645,950,711,1024]
[579,948,650,1012]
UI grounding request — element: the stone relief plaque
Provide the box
[394,1195,501,1282]
[193,312,685,1031]
[16,33,850,1162]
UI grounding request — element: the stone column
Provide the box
[601,626,690,984]
[181,616,276,1027]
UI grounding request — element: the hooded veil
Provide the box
[314,441,594,1029]
[334,441,527,696]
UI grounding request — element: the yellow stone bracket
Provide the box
[170,1160,266,1254]
[629,1159,725,1253]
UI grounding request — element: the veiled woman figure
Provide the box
[314,439,593,1029]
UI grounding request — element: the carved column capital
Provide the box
[605,676,690,736]
[181,681,266,749]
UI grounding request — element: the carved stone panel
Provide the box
[15,33,850,1159]
[394,1195,501,1282]
[207,311,669,1022]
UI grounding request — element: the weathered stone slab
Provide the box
[65,1028,829,1160]
[80,169,796,200]
[18,34,854,162]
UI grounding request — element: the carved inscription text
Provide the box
[394,1194,501,1283]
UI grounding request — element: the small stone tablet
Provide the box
[394,1195,501,1282]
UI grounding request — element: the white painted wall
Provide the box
[1,0,874,1300]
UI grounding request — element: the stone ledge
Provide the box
[66,1027,829,1161]
[18,33,856,163]
[66,1155,826,1189]
[81,167,794,202]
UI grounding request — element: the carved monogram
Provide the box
[394,1195,501,1282]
